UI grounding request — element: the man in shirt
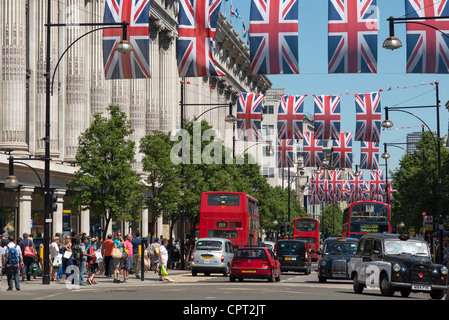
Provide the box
[102,234,115,278]
[131,232,142,278]
[2,236,23,291]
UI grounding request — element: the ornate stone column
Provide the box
[146,18,162,133]
[0,0,28,153]
[52,188,66,236]
[18,186,35,236]
[63,0,88,162]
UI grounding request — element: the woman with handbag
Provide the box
[50,236,60,281]
[113,233,125,283]
[61,235,73,282]
[158,239,169,282]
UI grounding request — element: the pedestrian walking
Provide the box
[87,238,99,285]
[132,232,142,279]
[78,236,93,286]
[150,238,160,272]
[61,235,73,282]
[113,233,125,283]
[19,233,35,281]
[102,234,115,278]
[50,236,60,281]
[158,239,169,282]
[2,236,23,291]
[123,234,133,283]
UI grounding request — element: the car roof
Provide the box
[236,246,269,250]
[325,237,358,243]
[195,237,231,242]
[359,233,425,241]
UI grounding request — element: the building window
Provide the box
[262,125,274,136]
[262,167,275,178]
[262,105,274,114]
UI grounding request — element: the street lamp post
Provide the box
[41,0,132,284]
[179,79,237,270]
[381,83,444,263]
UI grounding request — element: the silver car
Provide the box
[191,238,234,276]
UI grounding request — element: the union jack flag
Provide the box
[177,0,225,77]
[103,0,151,79]
[332,132,353,168]
[277,139,295,168]
[249,0,300,75]
[314,95,341,140]
[349,170,366,202]
[328,0,378,73]
[369,170,384,201]
[309,170,324,205]
[320,179,333,204]
[360,141,379,170]
[342,180,352,203]
[405,0,449,73]
[303,131,324,168]
[328,170,342,203]
[354,92,382,142]
[277,95,305,140]
[237,93,264,141]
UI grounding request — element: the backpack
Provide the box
[72,244,82,260]
[7,245,19,266]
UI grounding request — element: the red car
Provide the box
[230,247,281,282]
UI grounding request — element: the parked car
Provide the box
[275,239,312,275]
[317,237,358,283]
[230,246,281,282]
[348,233,449,299]
[190,238,234,276]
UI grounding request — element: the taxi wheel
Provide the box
[380,273,395,297]
[430,290,445,300]
[353,273,364,294]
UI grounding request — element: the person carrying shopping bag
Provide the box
[158,239,168,282]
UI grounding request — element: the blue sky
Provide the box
[220,0,449,175]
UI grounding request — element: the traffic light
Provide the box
[49,193,58,212]
[279,222,291,239]
[279,223,286,239]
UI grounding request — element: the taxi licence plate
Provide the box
[202,255,213,259]
[412,284,431,291]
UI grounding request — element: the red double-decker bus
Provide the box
[199,192,259,249]
[342,201,391,239]
[293,217,320,261]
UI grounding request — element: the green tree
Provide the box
[391,131,449,231]
[140,131,182,238]
[320,204,343,237]
[66,105,145,239]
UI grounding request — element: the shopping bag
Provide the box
[53,254,62,267]
[95,251,103,263]
[160,264,168,277]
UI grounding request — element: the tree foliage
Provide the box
[391,131,449,232]
[140,119,307,239]
[67,105,145,239]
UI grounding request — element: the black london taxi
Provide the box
[317,237,358,283]
[275,239,312,275]
[348,233,449,299]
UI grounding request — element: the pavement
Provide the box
[0,268,191,292]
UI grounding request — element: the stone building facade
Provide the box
[0,0,271,239]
